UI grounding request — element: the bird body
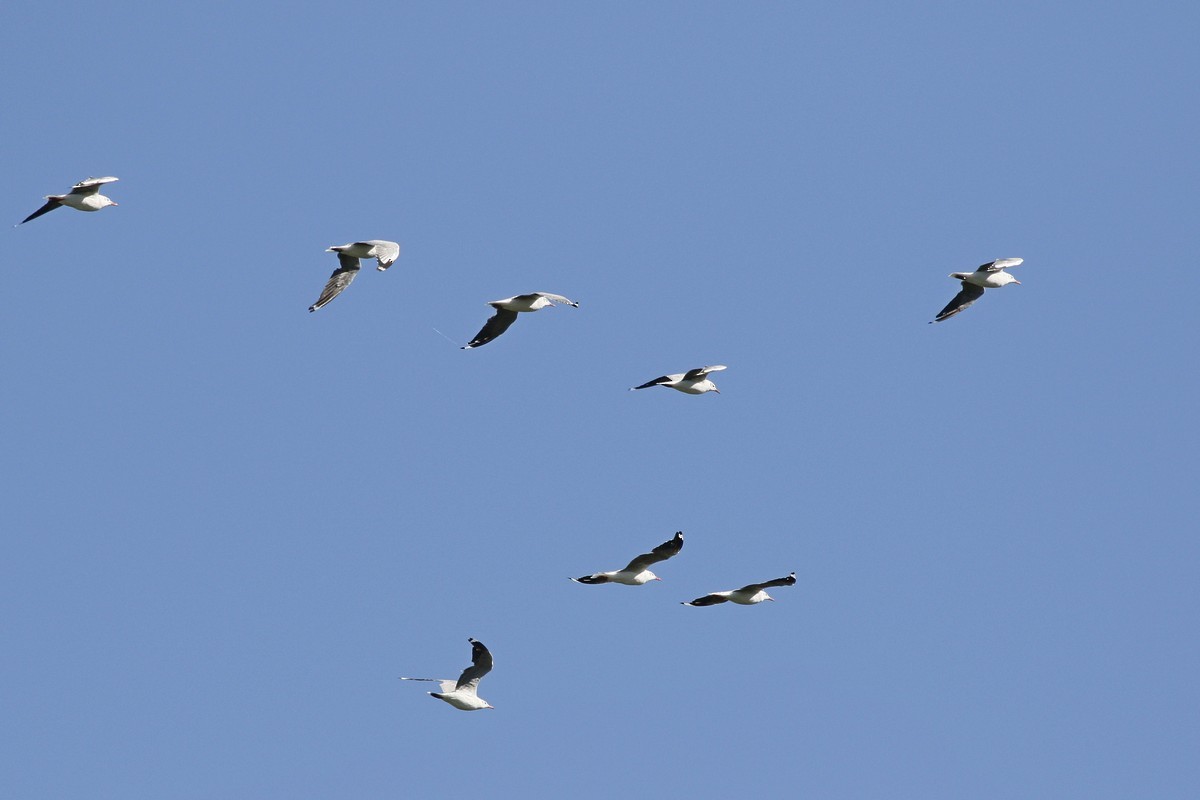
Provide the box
[683,572,796,606]
[18,177,119,225]
[631,365,726,394]
[931,258,1023,322]
[400,638,494,711]
[572,531,683,585]
[326,240,400,271]
[462,292,578,349]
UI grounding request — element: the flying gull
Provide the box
[572,531,683,585]
[17,177,119,225]
[399,638,494,711]
[631,365,727,395]
[931,258,1023,323]
[462,292,578,349]
[683,572,796,606]
[308,240,400,312]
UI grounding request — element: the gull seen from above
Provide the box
[461,292,579,349]
[631,365,727,395]
[308,240,400,312]
[571,531,684,585]
[931,258,1023,323]
[399,638,494,711]
[17,177,120,225]
[683,572,797,606]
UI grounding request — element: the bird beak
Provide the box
[653,577,662,581]
[111,202,119,206]
[766,597,775,601]
[713,389,721,394]
[1012,279,1021,285]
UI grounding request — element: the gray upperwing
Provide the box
[463,309,518,349]
[455,638,493,692]
[623,531,684,573]
[740,572,797,594]
[931,281,984,323]
[977,257,1023,272]
[308,256,361,312]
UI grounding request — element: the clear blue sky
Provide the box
[3,2,1198,798]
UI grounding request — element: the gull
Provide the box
[683,572,796,606]
[399,638,494,711]
[931,258,1023,323]
[462,293,578,349]
[571,531,683,585]
[631,365,726,395]
[308,240,400,312]
[18,177,119,225]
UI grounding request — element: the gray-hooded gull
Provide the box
[683,572,796,606]
[931,258,1023,323]
[572,531,683,585]
[631,365,726,395]
[17,177,119,225]
[399,638,494,711]
[462,292,578,349]
[308,240,400,312]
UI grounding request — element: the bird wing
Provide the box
[399,677,459,693]
[70,176,119,195]
[463,308,519,349]
[682,365,727,381]
[308,254,361,312]
[977,257,1023,272]
[534,292,579,308]
[631,374,676,390]
[738,572,797,594]
[623,531,684,573]
[18,199,61,225]
[366,240,400,271]
[684,592,731,607]
[455,638,493,692]
[931,281,984,323]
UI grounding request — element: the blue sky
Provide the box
[3,2,1198,798]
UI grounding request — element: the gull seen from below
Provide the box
[462,292,579,349]
[308,240,400,312]
[571,531,684,585]
[17,177,120,225]
[683,572,797,606]
[631,365,727,395]
[399,638,494,711]
[931,258,1023,323]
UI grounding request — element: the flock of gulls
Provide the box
[17,175,1028,711]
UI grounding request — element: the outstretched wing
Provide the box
[571,574,611,584]
[69,176,119,195]
[462,309,518,349]
[683,592,731,607]
[631,374,674,390]
[455,638,493,693]
[623,531,684,573]
[977,257,1023,272]
[682,365,727,381]
[738,572,797,595]
[308,254,361,312]
[399,677,458,693]
[931,281,984,323]
[18,199,61,225]
[533,292,579,308]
